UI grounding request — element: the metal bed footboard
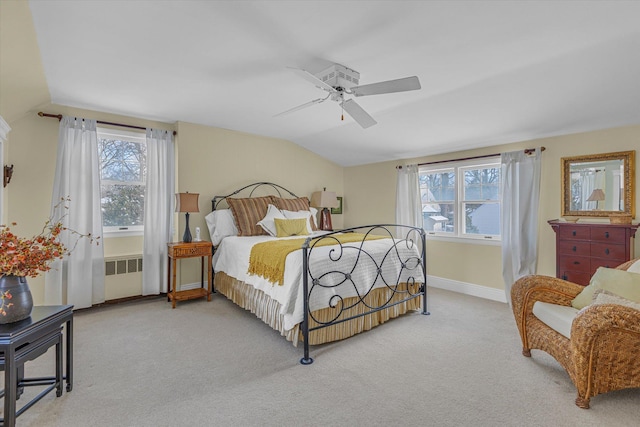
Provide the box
[300,224,428,365]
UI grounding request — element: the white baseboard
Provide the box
[427,275,508,304]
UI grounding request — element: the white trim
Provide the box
[427,275,507,303]
[425,234,501,246]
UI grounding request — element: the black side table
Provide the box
[0,305,74,427]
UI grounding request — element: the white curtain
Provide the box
[396,164,422,236]
[45,116,105,309]
[142,129,175,295]
[501,148,542,304]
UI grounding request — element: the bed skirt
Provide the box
[215,271,422,346]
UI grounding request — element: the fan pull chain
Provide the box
[341,103,344,121]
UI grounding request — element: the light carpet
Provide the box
[3,287,640,426]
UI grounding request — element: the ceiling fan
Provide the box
[275,64,421,128]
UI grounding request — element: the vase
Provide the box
[0,275,34,324]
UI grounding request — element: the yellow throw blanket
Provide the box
[248,233,385,286]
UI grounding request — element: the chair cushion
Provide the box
[532,301,579,339]
[571,267,640,309]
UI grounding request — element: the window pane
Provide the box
[101,184,145,227]
[422,202,454,233]
[463,167,500,201]
[99,139,146,183]
[464,202,500,235]
[420,171,455,201]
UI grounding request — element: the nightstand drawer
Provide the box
[172,245,211,257]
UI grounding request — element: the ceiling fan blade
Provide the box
[350,76,421,97]
[340,99,377,128]
[274,97,327,117]
[287,67,336,93]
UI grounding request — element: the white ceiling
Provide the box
[28,1,640,166]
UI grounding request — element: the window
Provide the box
[97,128,146,235]
[419,157,501,241]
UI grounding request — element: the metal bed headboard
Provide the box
[211,182,300,211]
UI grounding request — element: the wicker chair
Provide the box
[511,259,640,408]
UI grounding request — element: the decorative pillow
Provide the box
[281,209,314,234]
[627,258,640,274]
[204,209,238,246]
[571,267,640,309]
[591,289,640,311]
[256,204,286,237]
[272,197,317,231]
[274,218,309,237]
[226,196,275,236]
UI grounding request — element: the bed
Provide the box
[207,182,428,364]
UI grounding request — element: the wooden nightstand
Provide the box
[167,241,213,308]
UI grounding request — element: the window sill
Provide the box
[103,229,144,238]
[425,233,501,246]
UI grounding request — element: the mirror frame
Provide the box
[561,150,635,218]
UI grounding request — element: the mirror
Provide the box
[561,151,635,218]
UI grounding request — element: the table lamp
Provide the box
[175,192,199,242]
[586,188,605,210]
[310,188,339,231]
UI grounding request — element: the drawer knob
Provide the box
[605,232,609,238]
[573,261,581,265]
[605,248,610,255]
[572,230,577,236]
[572,246,577,252]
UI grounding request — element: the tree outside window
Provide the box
[98,129,146,234]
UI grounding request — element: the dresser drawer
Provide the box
[559,270,591,286]
[558,255,591,273]
[590,226,626,243]
[558,226,590,241]
[590,258,623,276]
[557,240,590,256]
[590,242,626,261]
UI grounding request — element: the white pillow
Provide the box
[627,259,640,274]
[281,209,314,234]
[204,209,238,246]
[257,204,286,237]
[309,207,318,230]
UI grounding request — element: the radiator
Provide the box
[105,256,143,276]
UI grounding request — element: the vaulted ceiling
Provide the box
[18,1,640,166]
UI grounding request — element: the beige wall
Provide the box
[3,105,343,302]
[345,125,640,290]
[174,121,343,283]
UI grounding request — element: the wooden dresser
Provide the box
[548,220,639,285]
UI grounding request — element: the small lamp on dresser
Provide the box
[175,192,199,242]
[310,188,339,231]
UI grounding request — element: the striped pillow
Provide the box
[226,196,275,236]
[272,197,317,231]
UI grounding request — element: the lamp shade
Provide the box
[175,192,200,213]
[586,189,605,202]
[310,190,339,209]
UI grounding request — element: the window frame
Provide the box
[97,127,146,237]
[419,156,501,244]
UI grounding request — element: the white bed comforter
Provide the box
[213,233,423,331]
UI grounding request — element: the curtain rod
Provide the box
[38,112,177,136]
[396,146,545,169]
